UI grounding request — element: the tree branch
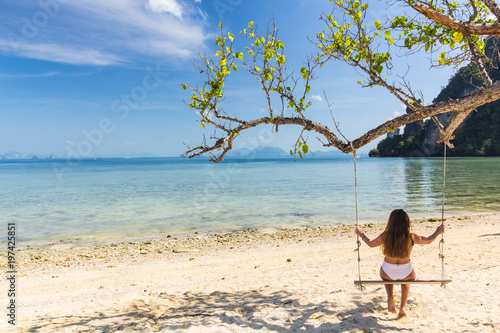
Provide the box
[186,80,500,159]
[185,2,500,161]
[412,4,500,36]
[481,0,500,20]
[465,35,493,87]
[346,81,500,152]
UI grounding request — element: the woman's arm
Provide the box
[355,226,383,248]
[412,224,445,245]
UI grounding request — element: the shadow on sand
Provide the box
[27,288,409,332]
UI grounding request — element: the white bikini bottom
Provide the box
[381,261,413,280]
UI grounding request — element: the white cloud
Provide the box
[393,111,402,117]
[0,0,210,65]
[0,71,59,78]
[146,0,183,18]
[311,95,323,102]
[0,41,123,66]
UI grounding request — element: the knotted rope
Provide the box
[439,144,448,287]
[352,144,364,290]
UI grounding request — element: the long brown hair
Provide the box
[381,209,413,259]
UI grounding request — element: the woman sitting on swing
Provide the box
[355,209,444,317]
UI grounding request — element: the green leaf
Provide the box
[300,67,308,80]
[181,84,187,90]
[353,11,362,23]
[264,69,272,81]
[438,52,446,66]
[453,31,463,43]
[201,122,205,128]
[301,144,309,153]
[290,150,293,156]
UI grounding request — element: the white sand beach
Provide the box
[2,213,499,332]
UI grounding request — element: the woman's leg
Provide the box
[380,267,396,313]
[399,270,417,317]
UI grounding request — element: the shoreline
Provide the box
[2,213,499,332]
[3,213,485,272]
[8,209,500,250]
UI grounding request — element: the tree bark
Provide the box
[412,4,500,36]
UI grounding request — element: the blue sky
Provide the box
[0,0,455,157]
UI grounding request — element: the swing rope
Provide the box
[439,144,447,284]
[351,144,363,289]
[353,142,451,288]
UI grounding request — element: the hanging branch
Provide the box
[183,1,500,161]
[411,3,500,35]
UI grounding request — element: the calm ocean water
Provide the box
[1,157,499,245]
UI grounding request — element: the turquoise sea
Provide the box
[1,157,499,245]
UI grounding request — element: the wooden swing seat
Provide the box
[354,279,452,286]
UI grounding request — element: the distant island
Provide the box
[2,147,361,161]
[0,152,157,160]
[0,152,56,160]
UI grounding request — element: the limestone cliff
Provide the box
[420,84,479,155]
[403,107,424,138]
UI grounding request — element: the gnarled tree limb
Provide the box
[411,4,500,35]
[186,81,500,159]
[481,0,500,20]
[185,1,500,161]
